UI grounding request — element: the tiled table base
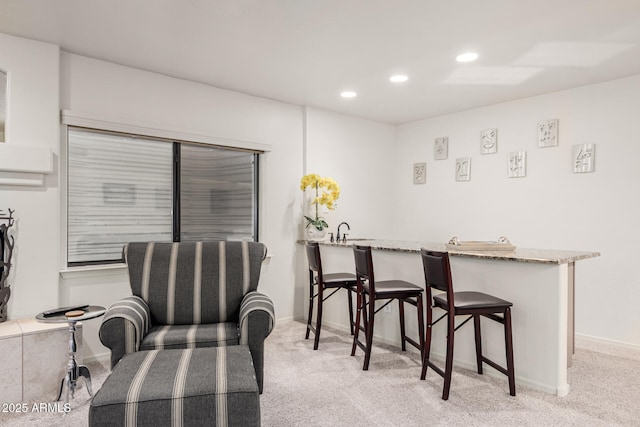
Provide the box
[0,317,82,402]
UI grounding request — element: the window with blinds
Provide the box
[67,127,258,265]
[180,144,256,242]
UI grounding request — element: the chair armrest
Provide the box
[98,296,151,369]
[239,291,275,340]
[239,291,275,393]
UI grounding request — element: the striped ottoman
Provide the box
[89,346,260,427]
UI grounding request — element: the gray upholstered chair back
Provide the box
[124,241,267,325]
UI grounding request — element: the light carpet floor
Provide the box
[3,320,639,426]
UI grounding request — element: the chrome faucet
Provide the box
[336,222,350,242]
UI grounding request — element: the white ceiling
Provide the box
[1,0,640,124]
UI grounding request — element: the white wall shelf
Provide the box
[0,144,53,186]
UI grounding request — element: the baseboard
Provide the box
[576,333,640,355]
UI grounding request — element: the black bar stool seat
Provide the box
[364,280,426,294]
[434,291,513,313]
[323,272,358,287]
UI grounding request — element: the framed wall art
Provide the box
[481,128,497,154]
[434,137,448,160]
[508,151,527,178]
[413,162,426,184]
[573,144,595,173]
[538,119,558,148]
[456,157,471,181]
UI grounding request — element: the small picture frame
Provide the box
[413,162,426,184]
[481,129,497,154]
[456,157,471,181]
[538,119,559,148]
[508,151,527,178]
[573,144,595,173]
[434,137,448,160]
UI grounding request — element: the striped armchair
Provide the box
[98,241,275,393]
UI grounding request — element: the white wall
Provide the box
[294,107,396,321]
[0,33,60,319]
[304,107,396,239]
[392,75,640,347]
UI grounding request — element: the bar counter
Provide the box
[313,238,599,264]
[298,238,600,396]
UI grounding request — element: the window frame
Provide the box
[62,121,263,268]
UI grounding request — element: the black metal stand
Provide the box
[0,208,15,323]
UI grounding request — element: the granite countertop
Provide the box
[298,239,600,265]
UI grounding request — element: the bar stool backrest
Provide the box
[353,245,376,293]
[305,242,324,282]
[421,249,455,306]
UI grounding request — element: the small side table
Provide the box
[36,305,106,405]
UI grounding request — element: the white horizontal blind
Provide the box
[67,128,173,263]
[67,127,259,265]
[180,144,256,241]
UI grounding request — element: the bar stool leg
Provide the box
[417,294,425,360]
[442,314,456,400]
[504,307,516,396]
[313,286,324,350]
[305,273,314,340]
[420,303,433,380]
[399,299,406,351]
[473,314,483,374]
[363,294,375,370]
[347,288,355,335]
[351,290,363,356]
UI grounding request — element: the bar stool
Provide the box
[420,249,516,400]
[305,241,357,350]
[351,245,425,370]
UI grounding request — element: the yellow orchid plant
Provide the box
[300,173,340,231]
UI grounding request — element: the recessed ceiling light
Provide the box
[340,91,357,98]
[456,52,479,63]
[390,74,409,83]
